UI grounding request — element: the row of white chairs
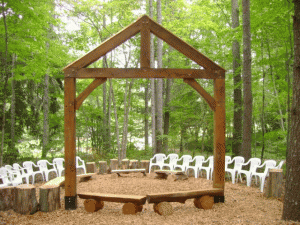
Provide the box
[149,153,285,192]
[0,156,86,188]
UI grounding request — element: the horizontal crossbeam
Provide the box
[64,68,221,79]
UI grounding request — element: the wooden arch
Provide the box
[63,15,226,210]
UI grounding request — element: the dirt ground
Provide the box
[0,172,299,225]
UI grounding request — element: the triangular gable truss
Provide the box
[63,15,226,210]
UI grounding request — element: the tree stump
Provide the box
[154,202,173,216]
[0,186,15,211]
[14,184,38,215]
[39,185,60,212]
[98,161,107,174]
[167,174,188,181]
[111,173,119,179]
[129,160,139,169]
[110,159,118,171]
[121,159,130,170]
[84,199,104,212]
[86,162,96,173]
[140,160,150,173]
[194,195,214,209]
[264,169,283,198]
[122,202,141,214]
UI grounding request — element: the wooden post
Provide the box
[64,77,77,210]
[213,77,225,202]
[264,169,283,198]
[140,160,150,173]
[14,184,38,215]
[129,160,139,169]
[110,159,119,170]
[98,161,107,174]
[140,16,150,69]
[0,186,15,211]
[86,162,96,173]
[39,185,61,212]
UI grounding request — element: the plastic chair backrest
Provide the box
[53,158,64,168]
[276,160,285,169]
[0,167,11,184]
[208,156,214,167]
[153,154,166,164]
[249,158,261,172]
[181,155,192,166]
[23,161,35,173]
[262,160,277,175]
[37,160,49,171]
[194,156,205,166]
[233,156,245,170]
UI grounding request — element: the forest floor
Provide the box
[1,172,299,225]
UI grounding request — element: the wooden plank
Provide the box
[63,16,143,70]
[183,78,216,111]
[75,78,107,110]
[140,16,150,68]
[147,188,224,203]
[148,17,225,73]
[64,77,77,209]
[78,192,147,205]
[111,169,146,174]
[213,78,226,190]
[65,68,220,79]
[43,176,65,187]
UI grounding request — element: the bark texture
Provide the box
[282,0,300,221]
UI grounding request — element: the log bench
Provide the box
[78,192,147,214]
[77,173,96,182]
[154,170,188,181]
[111,169,146,177]
[42,173,96,187]
[147,188,223,215]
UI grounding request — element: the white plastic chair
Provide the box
[275,160,285,169]
[186,156,205,178]
[37,160,58,181]
[161,153,179,170]
[199,156,214,180]
[53,158,65,177]
[174,155,193,172]
[23,161,45,184]
[0,167,22,186]
[149,153,167,173]
[251,160,277,192]
[13,163,30,184]
[225,156,245,184]
[76,156,87,174]
[237,158,261,187]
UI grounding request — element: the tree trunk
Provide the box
[260,40,266,161]
[149,0,156,154]
[156,0,163,154]
[241,0,252,163]
[282,0,300,221]
[109,79,121,164]
[10,54,16,151]
[121,79,134,160]
[145,79,149,149]
[42,70,50,158]
[231,0,242,156]
[0,1,9,166]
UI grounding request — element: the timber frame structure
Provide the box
[63,15,226,210]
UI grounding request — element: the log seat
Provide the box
[111,169,146,176]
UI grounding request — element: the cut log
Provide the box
[122,202,139,214]
[121,159,130,170]
[111,173,119,179]
[129,160,139,169]
[86,162,96,173]
[84,199,104,212]
[264,169,283,198]
[98,161,107,174]
[155,202,173,216]
[78,173,95,182]
[0,186,15,211]
[39,185,60,212]
[14,184,38,215]
[167,173,188,181]
[110,159,118,171]
[140,160,150,173]
[194,195,214,209]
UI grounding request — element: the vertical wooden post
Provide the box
[213,77,226,203]
[64,77,77,209]
[140,16,150,69]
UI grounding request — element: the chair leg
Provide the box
[246,174,252,187]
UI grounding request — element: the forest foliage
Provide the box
[0,0,293,164]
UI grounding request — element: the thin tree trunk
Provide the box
[231,0,242,156]
[11,54,16,151]
[260,40,266,161]
[1,1,9,166]
[107,77,112,151]
[42,70,50,158]
[241,0,252,163]
[282,0,300,221]
[109,79,121,164]
[121,79,134,160]
[145,79,149,149]
[156,0,163,154]
[149,0,156,154]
